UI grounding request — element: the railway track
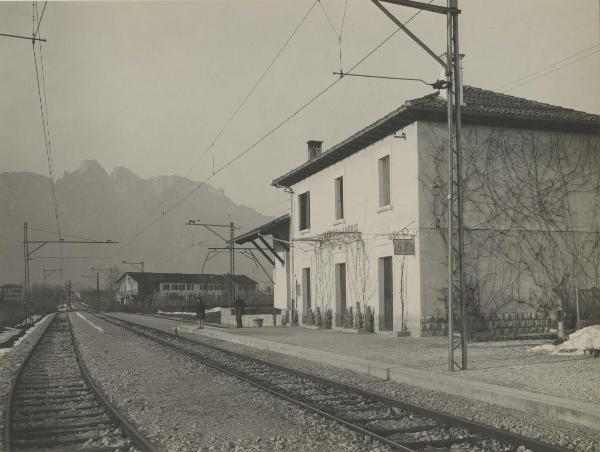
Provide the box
[4,313,156,452]
[94,312,570,452]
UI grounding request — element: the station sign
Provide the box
[393,238,415,255]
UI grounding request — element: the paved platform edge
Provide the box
[181,325,600,432]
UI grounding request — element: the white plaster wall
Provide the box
[290,123,422,334]
[417,121,600,317]
[273,250,289,310]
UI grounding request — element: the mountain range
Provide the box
[0,160,273,288]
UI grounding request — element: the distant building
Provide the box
[115,272,257,307]
[1,284,23,303]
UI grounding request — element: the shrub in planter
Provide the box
[292,309,299,325]
[347,307,354,328]
[364,306,375,333]
[325,308,333,329]
[315,307,323,327]
[307,308,315,325]
[354,302,364,330]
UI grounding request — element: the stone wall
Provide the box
[420,312,557,341]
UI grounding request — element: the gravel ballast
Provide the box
[69,312,394,451]
[110,312,600,452]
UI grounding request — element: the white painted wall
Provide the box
[417,121,600,317]
[290,123,423,334]
[273,250,289,310]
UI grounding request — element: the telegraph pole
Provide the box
[370,0,467,370]
[91,267,115,310]
[187,220,240,307]
[23,222,117,315]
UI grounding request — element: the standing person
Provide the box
[196,297,206,329]
[235,296,245,328]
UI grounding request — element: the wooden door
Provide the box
[335,263,347,327]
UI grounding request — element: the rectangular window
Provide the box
[298,191,311,231]
[378,155,391,207]
[186,284,193,290]
[163,284,170,291]
[335,176,344,220]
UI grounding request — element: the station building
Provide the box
[237,86,600,337]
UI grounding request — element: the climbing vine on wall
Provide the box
[421,124,600,319]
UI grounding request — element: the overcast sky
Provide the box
[2,0,599,219]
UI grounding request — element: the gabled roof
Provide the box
[116,272,256,286]
[272,86,600,188]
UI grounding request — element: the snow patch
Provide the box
[531,325,600,355]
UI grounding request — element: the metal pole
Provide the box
[452,1,467,370]
[230,222,235,307]
[446,4,455,372]
[24,222,30,321]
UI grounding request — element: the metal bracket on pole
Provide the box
[369,0,467,371]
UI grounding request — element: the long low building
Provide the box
[115,272,257,307]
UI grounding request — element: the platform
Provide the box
[174,323,600,432]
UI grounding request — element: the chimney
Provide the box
[439,53,464,105]
[307,140,323,161]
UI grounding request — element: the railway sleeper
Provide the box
[16,382,87,391]
[13,401,101,415]
[12,424,115,438]
[15,390,94,401]
[12,413,110,430]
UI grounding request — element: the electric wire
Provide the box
[497,43,600,92]
[318,0,340,40]
[27,226,102,242]
[31,3,60,242]
[33,1,47,38]
[116,3,431,254]
[339,0,349,71]
[32,1,63,281]
[141,0,320,223]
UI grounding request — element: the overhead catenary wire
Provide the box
[32,1,63,281]
[33,1,47,38]
[497,43,600,92]
[27,226,102,242]
[31,4,60,241]
[116,3,431,254]
[140,0,320,224]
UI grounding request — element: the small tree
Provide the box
[315,307,323,327]
[364,306,375,333]
[325,308,333,329]
[354,302,364,330]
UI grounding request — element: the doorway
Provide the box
[379,256,393,331]
[302,267,311,323]
[335,263,347,327]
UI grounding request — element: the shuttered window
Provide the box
[378,155,391,207]
[335,176,344,220]
[299,191,311,231]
